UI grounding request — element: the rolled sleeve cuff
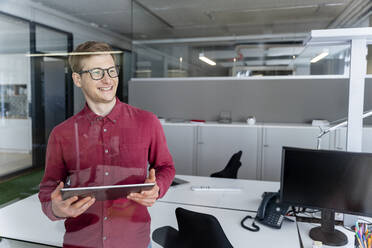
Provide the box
[42,201,65,221]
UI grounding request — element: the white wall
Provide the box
[129,77,372,124]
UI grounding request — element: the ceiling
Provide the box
[28,0,370,73]
[29,0,368,39]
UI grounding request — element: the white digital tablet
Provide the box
[60,183,155,201]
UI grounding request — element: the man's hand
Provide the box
[127,169,159,207]
[51,182,96,218]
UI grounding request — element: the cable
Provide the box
[241,215,260,232]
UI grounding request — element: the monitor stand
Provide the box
[309,209,348,246]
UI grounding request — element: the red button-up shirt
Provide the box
[38,99,175,248]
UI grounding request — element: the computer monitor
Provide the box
[280,147,372,246]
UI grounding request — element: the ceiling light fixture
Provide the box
[310,51,329,63]
[199,53,216,66]
[25,51,123,57]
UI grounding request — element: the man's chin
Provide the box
[100,96,116,104]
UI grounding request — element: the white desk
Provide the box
[0,176,357,248]
[160,175,280,211]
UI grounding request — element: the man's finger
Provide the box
[72,196,93,209]
[72,198,96,218]
[129,192,157,199]
[51,182,64,200]
[63,196,79,206]
[130,198,156,207]
[148,169,156,181]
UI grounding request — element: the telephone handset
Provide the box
[255,192,289,229]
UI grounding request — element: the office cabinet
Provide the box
[328,127,372,152]
[162,124,196,175]
[196,125,258,179]
[163,122,371,182]
[363,127,372,153]
[328,127,347,151]
[261,125,330,181]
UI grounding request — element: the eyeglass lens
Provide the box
[89,66,119,80]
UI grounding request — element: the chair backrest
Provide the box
[175,207,233,248]
[210,150,243,179]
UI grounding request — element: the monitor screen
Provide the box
[280,147,372,217]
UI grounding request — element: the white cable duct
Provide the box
[327,0,372,28]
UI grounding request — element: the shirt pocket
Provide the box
[119,143,148,169]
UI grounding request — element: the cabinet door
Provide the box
[362,128,372,153]
[197,126,258,180]
[329,128,347,151]
[162,125,195,175]
[330,127,372,152]
[262,127,330,181]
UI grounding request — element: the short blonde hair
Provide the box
[68,41,116,72]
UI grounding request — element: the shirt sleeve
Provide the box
[38,128,67,221]
[148,114,175,198]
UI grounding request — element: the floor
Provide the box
[0,152,32,176]
[0,167,46,247]
[0,239,54,248]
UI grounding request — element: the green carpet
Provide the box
[0,169,44,207]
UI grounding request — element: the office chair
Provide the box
[152,207,233,248]
[210,150,242,179]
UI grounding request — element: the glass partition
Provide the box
[132,1,354,78]
[35,25,69,146]
[36,25,68,53]
[292,42,350,76]
[0,14,32,176]
[133,40,352,78]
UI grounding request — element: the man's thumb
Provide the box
[149,169,156,181]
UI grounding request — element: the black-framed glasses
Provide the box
[78,66,119,80]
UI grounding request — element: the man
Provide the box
[38,41,175,248]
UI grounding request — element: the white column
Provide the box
[344,38,367,227]
[346,38,367,152]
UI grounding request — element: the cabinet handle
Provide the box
[198,142,204,145]
[263,145,269,148]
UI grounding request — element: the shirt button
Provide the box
[103,236,107,241]
[105,172,109,176]
[104,216,108,220]
[113,120,116,123]
[105,149,108,154]
[103,128,107,132]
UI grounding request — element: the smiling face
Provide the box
[72,54,118,106]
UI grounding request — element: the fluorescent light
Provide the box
[310,51,329,63]
[199,53,216,66]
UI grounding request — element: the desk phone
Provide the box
[256,192,290,229]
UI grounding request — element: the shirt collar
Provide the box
[81,97,121,124]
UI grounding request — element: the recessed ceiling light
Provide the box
[311,51,329,63]
[199,53,216,66]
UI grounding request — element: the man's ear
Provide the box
[72,72,82,88]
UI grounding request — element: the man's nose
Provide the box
[101,70,112,83]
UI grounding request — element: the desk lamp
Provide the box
[316,110,372,150]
